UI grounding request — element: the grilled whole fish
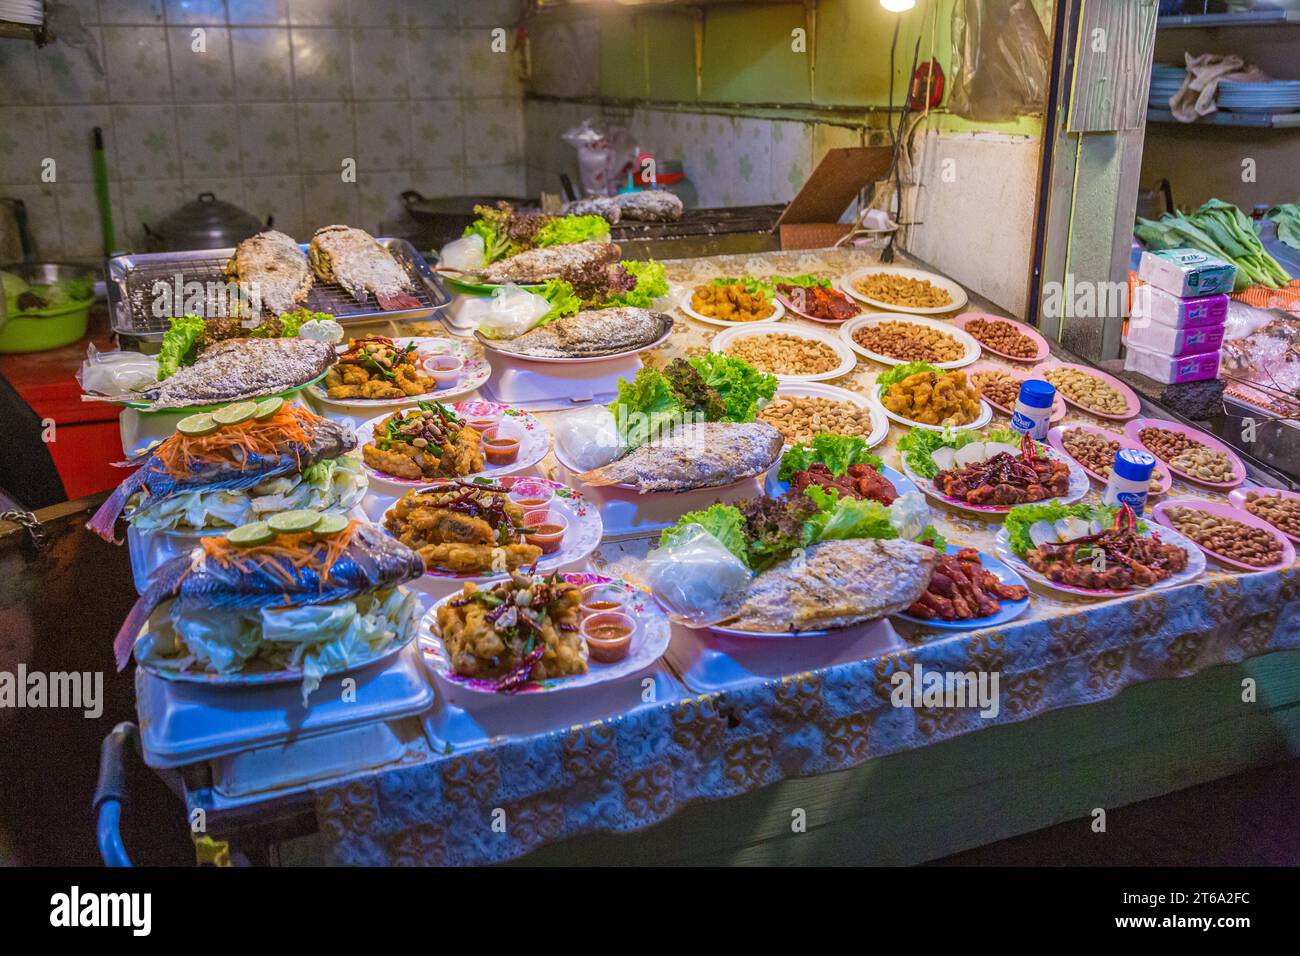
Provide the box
[308,225,420,310]
[491,307,673,359]
[124,337,338,411]
[561,196,621,224]
[479,241,622,285]
[113,522,424,669]
[223,230,314,315]
[615,190,683,222]
[725,538,937,633]
[87,408,356,542]
[579,421,783,493]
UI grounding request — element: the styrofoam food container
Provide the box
[1130,284,1228,330]
[1124,318,1226,358]
[1123,339,1220,384]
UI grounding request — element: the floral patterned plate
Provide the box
[418,573,671,694]
[307,337,490,410]
[354,400,551,490]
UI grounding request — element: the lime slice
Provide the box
[213,400,258,426]
[176,413,218,437]
[253,396,285,419]
[227,521,273,547]
[268,509,322,534]
[313,514,351,536]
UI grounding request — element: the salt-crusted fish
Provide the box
[615,190,683,222]
[725,538,937,633]
[561,196,621,223]
[87,404,356,542]
[490,307,673,359]
[126,337,337,412]
[222,230,314,315]
[309,225,420,310]
[478,241,622,285]
[579,421,783,493]
[112,522,423,669]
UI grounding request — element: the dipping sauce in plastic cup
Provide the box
[509,479,554,513]
[463,405,503,433]
[580,582,629,617]
[481,426,520,465]
[425,354,464,389]
[581,611,635,664]
[522,510,567,554]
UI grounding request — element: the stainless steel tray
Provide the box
[106,236,449,340]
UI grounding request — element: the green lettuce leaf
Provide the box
[157,313,206,380]
[896,426,1026,479]
[876,361,942,392]
[1002,502,1146,556]
[534,214,611,248]
[536,278,582,326]
[604,259,669,308]
[710,275,775,300]
[687,353,777,423]
[770,274,830,289]
[803,485,899,543]
[611,367,684,448]
[778,433,883,481]
[659,504,748,567]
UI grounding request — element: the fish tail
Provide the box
[86,469,145,542]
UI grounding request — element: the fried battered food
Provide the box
[384,482,541,574]
[362,403,483,480]
[882,369,981,426]
[324,335,436,400]
[852,272,953,309]
[436,572,587,686]
[690,282,775,322]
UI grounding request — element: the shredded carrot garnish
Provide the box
[153,404,319,479]
[194,519,362,593]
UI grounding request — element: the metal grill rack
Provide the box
[107,237,448,341]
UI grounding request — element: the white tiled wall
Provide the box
[0,0,527,260]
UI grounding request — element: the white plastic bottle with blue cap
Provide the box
[1011,379,1056,441]
[1103,448,1157,516]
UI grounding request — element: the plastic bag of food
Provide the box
[473,283,552,339]
[78,343,160,395]
[643,524,752,628]
[554,405,625,471]
[439,233,485,273]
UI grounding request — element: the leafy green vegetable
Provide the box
[536,277,582,326]
[917,524,948,553]
[605,259,669,309]
[1003,502,1145,556]
[687,353,777,423]
[710,275,774,299]
[533,214,611,248]
[802,485,899,544]
[1136,199,1291,291]
[1268,203,1300,252]
[157,314,206,380]
[770,274,830,289]
[895,425,1024,478]
[738,494,818,572]
[779,433,883,481]
[611,367,685,448]
[659,504,748,566]
[876,361,942,392]
[663,358,726,421]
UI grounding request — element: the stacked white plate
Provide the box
[1218,79,1300,114]
[0,0,43,25]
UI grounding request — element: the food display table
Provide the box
[156,247,1300,866]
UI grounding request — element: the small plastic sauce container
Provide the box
[509,479,554,514]
[1011,379,1056,440]
[581,611,635,664]
[522,509,567,554]
[580,582,629,617]
[481,426,520,465]
[1102,448,1157,516]
[464,406,504,433]
[425,354,464,389]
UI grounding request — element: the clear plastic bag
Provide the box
[643,524,752,628]
[949,0,1050,121]
[439,233,485,273]
[554,405,625,471]
[472,283,552,339]
[77,343,159,395]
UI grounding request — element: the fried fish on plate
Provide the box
[579,421,783,493]
[724,538,937,633]
[488,307,673,359]
[222,229,314,315]
[478,241,622,285]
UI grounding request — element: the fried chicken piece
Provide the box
[419,541,541,574]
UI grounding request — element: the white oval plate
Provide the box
[383,477,603,583]
[355,401,551,491]
[710,321,857,383]
[418,573,670,695]
[839,314,980,369]
[761,381,890,450]
[307,337,490,410]
[993,522,1205,599]
[872,383,992,432]
[838,266,969,314]
[900,445,1090,515]
[676,284,786,327]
